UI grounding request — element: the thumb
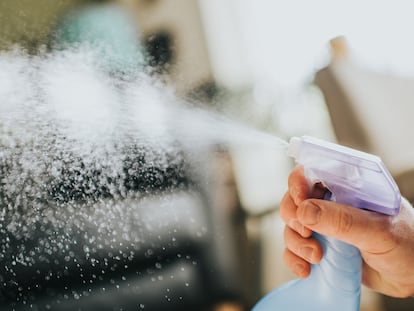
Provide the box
[297,199,393,252]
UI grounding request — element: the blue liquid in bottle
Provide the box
[253,234,361,311]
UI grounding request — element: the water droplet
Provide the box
[144,249,154,258]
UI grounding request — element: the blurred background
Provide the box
[1,0,414,310]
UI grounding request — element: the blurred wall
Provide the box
[0,0,98,51]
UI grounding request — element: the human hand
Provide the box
[280,165,414,298]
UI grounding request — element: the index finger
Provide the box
[288,165,310,206]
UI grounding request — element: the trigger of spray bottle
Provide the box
[252,136,401,311]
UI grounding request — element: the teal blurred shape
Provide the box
[52,3,146,75]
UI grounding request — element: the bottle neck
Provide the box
[313,233,362,293]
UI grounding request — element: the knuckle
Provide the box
[335,209,353,235]
[283,226,295,246]
[284,227,300,252]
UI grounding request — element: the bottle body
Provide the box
[253,234,361,311]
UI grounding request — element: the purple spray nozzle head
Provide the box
[288,136,401,216]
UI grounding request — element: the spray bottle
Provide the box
[253,135,401,311]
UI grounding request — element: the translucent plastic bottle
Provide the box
[253,136,401,311]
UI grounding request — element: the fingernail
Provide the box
[301,201,321,225]
[300,246,314,262]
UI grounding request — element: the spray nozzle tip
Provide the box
[287,136,302,159]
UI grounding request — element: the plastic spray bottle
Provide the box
[253,136,401,311]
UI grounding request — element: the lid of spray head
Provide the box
[287,136,401,215]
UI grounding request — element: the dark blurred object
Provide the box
[0,139,247,310]
[145,31,174,72]
[382,296,414,311]
[132,0,214,94]
[0,1,250,309]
